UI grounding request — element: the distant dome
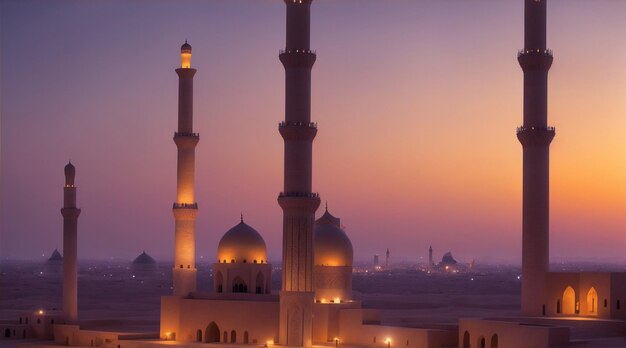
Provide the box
[314,209,353,267]
[441,252,457,265]
[181,40,192,53]
[217,220,267,263]
[47,249,63,263]
[133,251,156,264]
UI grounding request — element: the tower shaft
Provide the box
[517,0,555,316]
[278,1,320,346]
[172,66,199,297]
[61,166,80,322]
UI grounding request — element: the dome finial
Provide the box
[240,212,244,223]
[325,201,328,212]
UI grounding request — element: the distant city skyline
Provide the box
[1,0,625,262]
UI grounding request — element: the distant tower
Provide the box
[61,162,80,322]
[172,41,199,296]
[374,254,379,267]
[385,248,390,268]
[517,0,555,316]
[428,246,433,270]
[277,0,320,346]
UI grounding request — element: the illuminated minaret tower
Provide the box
[517,0,555,316]
[172,41,199,296]
[277,1,320,346]
[61,162,80,322]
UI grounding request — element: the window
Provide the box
[617,300,621,310]
[605,299,608,308]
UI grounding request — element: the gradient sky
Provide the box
[1,0,625,263]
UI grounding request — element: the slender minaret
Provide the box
[385,248,390,268]
[277,1,320,346]
[172,41,199,296]
[428,246,433,270]
[61,162,80,322]
[517,0,555,316]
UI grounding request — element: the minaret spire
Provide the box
[517,0,555,316]
[277,0,320,346]
[172,41,199,296]
[61,161,80,322]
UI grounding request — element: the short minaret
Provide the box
[385,248,390,268]
[517,0,555,316]
[61,162,80,322]
[172,41,199,296]
[277,1,320,346]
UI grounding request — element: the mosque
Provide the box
[4,1,626,348]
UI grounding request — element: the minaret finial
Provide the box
[325,201,328,212]
[241,212,244,223]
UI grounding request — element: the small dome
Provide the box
[133,251,156,264]
[441,251,457,265]
[314,209,353,267]
[181,40,192,53]
[217,220,267,263]
[47,249,63,263]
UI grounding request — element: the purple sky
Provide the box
[1,0,625,263]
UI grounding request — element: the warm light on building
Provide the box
[37,309,44,315]
[334,297,341,303]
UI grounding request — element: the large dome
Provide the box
[217,220,267,264]
[314,209,353,267]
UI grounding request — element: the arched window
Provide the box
[205,322,220,343]
[5,328,12,338]
[462,331,470,348]
[197,329,202,342]
[256,272,265,294]
[233,277,248,293]
[19,317,22,324]
[563,286,576,315]
[587,287,598,314]
[491,334,498,348]
[617,300,621,310]
[25,318,28,324]
[604,299,608,308]
[37,318,40,324]
[478,336,485,348]
[231,330,237,343]
[557,299,561,314]
[244,331,249,344]
[216,271,224,293]
[223,331,228,343]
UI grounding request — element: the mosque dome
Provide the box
[441,252,457,265]
[181,40,192,53]
[217,219,267,264]
[47,249,63,263]
[133,251,156,264]
[314,209,353,267]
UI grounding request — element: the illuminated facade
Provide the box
[172,40,199,297]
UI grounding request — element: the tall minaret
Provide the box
[277,1,320,346]
[61,162,80,322]
[385,248,390,268]
[428,246,433,270]
[517,0,555,316]
[172,41,199,296]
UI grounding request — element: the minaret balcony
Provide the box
[517,48,553,58]
[279,121,317,129]
[174,132,199,138]
[279,192,320,199]
[516,126,555,147]
[516,126,555,133]
[279,122,317,141]
[279,49,316,68]
[279,49,316,55]
[173,202,198,209]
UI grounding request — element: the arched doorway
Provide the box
[4,328,10,338]
[462,331,470,348]
[197,329,202,342]
[491,334,498,348]
[556,299,561,314]
[563,286,576,315]
[244,331,249,344]
[231,330,237,343]
[256,272,265,294]
[223,331,228,343]
[233,277,248,293]
[478,336,485,348]
[587,287,598,315]
[205,322,220,343]
[216,272,224,293]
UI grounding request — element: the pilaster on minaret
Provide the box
[517,0,555,316]
[61,162,80,322]
[278,1,320,347]
[172,41,199,297]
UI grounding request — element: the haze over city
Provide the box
[1,0,625,263]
